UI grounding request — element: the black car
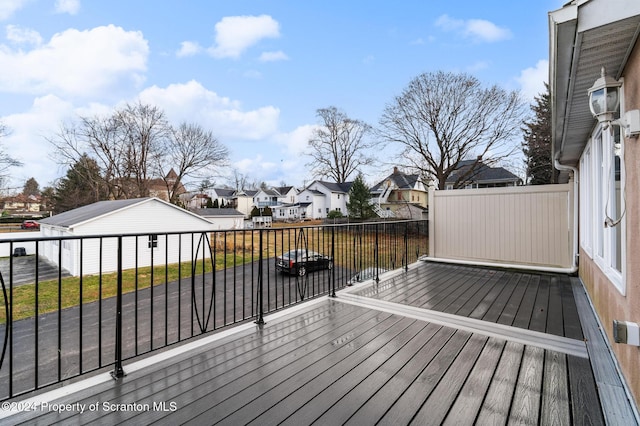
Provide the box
[275,249,333,276]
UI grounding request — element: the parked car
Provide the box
[275,249,333,276]
[20,220,39,230]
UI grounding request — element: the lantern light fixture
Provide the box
[587,67,640,138]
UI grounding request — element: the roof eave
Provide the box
[550,0,640,171]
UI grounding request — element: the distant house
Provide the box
[445,159,522,190]
[148,168,187,202]
[183,193,211,209]
[2,194,43,215]
[232,189,258,218]
[206,187,235,207]
[191,208,245,230]
[271,202,312,221]
[38,197,214,276]
[370,167,428,218]
[296,181,353,219]
[253,186,297,208]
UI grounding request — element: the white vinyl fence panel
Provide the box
[428,184,573,268]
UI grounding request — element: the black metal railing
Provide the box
[0,219,428,400]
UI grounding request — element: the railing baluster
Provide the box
[111,236,125,379]
[255,228,265,325]
[79,239,83,373]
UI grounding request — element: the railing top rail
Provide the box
[0,219,428,244]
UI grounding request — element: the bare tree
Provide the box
[307,106,375,183]
[227,170,256,192]
[156,122,229,204]
[115,102,170,197]
[378,71,527,189]
[49,103,169,199]
[0,121,22,183]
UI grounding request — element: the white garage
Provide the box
[38,197,215,276]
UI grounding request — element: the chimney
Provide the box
[393,166,398,174]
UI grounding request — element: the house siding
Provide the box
[578,41,640,405]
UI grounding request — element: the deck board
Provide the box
[442,337,505,425]
[541,350,571,425]
[4,262,619,426]
[307,323,443,426]
[410,334,488,425]
[508,345,544,425]
[476,341,524,424]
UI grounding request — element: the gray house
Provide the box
[445,159,522,190]
[38,197,214,276]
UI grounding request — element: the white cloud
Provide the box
[228,125,316,186]
[435,14,511,43]
[258,50,288,62]
[6,25,42,46]
[273,124,315,157]
[176,41,201,57]
[0,0,30,20]
[2,94,76,186]
[54,0,80,15]
[0,25,149,97]
[234,154,278,177]
[516,59,548,101]
[208,15,281,59]
[138,80,280,140]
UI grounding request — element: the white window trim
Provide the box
[580,125,626,295]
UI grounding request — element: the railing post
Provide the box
[330,226,336,297]
[111,236,125,379]
[404,222,409,271]
[375,223,380,283]
[255,228,265,325]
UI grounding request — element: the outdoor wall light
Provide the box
[588,67,640,137]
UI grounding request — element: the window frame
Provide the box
[580,124,626,295]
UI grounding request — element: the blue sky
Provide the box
[0,0,564,192]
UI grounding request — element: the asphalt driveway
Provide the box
[0,255,70,287]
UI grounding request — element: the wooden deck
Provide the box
[3,261,635,425]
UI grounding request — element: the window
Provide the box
[148,234,158,249]
[580,146,592,255]
[580,125,625,294]
[337,194,340,199]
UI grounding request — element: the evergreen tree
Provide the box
[23,177,40,196]
[211,198,219,208]
[522,84,553,185]
[54,154,107,213]
[347,173,375,219]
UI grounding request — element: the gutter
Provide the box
[554,153,580,274]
